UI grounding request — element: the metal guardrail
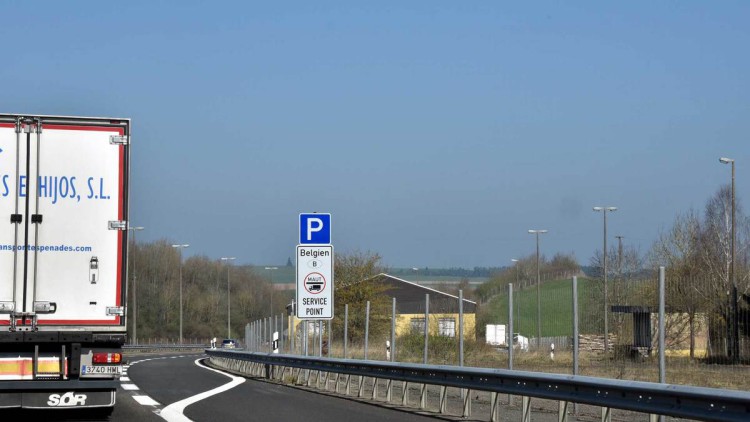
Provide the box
[206,349,750,422]
[123,344,208,351]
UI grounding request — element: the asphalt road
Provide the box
[123,352,443,422]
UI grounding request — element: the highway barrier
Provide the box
[205,349,750,422]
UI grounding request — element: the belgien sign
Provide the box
[296,245,333,320]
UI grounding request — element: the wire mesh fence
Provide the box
[245,268,750,392]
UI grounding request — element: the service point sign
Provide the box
[296,245,333,320]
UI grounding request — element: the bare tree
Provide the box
[649,210,704,358]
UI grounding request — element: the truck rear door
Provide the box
[0,115,129,330]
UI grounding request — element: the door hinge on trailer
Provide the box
[109,135,129,145]
[0,301,15,313]
[106,307,124,316]
[33,301,57,314]
[109,221,127,230]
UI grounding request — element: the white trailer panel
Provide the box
[0,116,128,330]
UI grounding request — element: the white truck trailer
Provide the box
[0,114,130,413]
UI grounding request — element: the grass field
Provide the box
[482,278,603,337]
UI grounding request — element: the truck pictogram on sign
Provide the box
[304,272,326,294]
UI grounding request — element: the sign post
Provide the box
[296,213,334,320]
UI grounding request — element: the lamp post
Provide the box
[593,206,617,353]
[222,257,236,339]
[172,244,189,344]
[528,230,547,349]
[265,267,278,317]
[127,226,144,345]
[719,157,738,360]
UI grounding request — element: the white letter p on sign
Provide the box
[307,218,324,241]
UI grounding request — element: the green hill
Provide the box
[480,278,603,338]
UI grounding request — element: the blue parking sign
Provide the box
[299,213,331,245]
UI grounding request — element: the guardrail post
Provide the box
[358,375,365,398]
[402,381,409,406]
[420,384,427,409]
[386,379,393,402]
[371,377,378,400]
[559,401,568,422]
[462,389,471,417]
[601,407,611,422]
[345,374,351,395]
[440,386,448,414]
[522,396,531,422]
[490,391,499,422]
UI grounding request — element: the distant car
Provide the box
[221,339,238,349]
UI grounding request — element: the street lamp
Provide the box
[127,226,144,344]
[222,257,236,339]
[719,157,738,360]
[528,229,547,350]
[593,206,617,353]
[265,267,278,317]
[172,244,189,344]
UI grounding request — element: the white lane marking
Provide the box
[159,359,245,422]
[133,395,160,406]
[122,384,139,391]
[121,376,131,382]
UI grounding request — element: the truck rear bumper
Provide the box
[0,379,117,409]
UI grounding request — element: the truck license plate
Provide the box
[82,365,122,375]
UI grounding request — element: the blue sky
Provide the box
[1,2,748,268]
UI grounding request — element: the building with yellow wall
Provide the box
[287,273,477,340]
[370,274,477,339]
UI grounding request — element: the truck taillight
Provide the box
[92,352,122,364]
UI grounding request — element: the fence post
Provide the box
[391,298,396,362]
[659,266,666,384]
[421,293,429,410]
[460,289,470,415]
[424,293,429,364]
[344,304,349,359]
[304,321,309,356]
[508,283,514,370]
[459,289,464,366]
[656,266,666,422]
[291,300,296,354]
[365,301,370,360]
[573,276,579,415]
